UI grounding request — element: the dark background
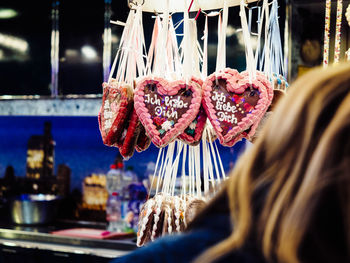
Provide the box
[2,0,349,95]
[0,0,288,95]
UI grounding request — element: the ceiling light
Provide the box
[81,45,97,59]
[0,8,18,19]
[0,33,28,53]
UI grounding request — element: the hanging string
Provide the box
[107,4,147,88]
[181,144,188,197]
[213,140,226,180]
[254,2,265,72]
[169,19,183,79]
[205,130,218,190]
[154,0,170,77]
[201,135,209,193]
[216,0,228,72]
[190,20,201,78]
[170,142,183,196]
[194,145,201,197]
[152,148,164,194]
[323,0,331,67]
[183,1,192,82]
[240,0,257,83]
[108,11,134,83]
[334,0,343,64]
[117,11,137,84]
[257,0,285,78]
[202,15,208,79]
[263,0,270,77]
[270,0,285,77]
[145,17,159,76]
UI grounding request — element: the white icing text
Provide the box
[212,91,238,124]
[144,94,189,120]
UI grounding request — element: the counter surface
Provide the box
[0,222,137,259]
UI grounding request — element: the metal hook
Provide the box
[127,0,145,9]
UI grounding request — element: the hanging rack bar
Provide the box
[128,0,258,13]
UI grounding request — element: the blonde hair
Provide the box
[194,63,350,263]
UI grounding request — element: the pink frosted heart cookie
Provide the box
[135,125,151,153]
[238,71,273,141]
[98,80,134,147]
[202,69,270,146]
[135,77,202,148]
[179,106,207,146]
[179,77,207,146]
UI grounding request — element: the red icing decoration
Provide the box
[153,117,166,126]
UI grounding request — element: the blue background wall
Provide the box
[0,116,247,191]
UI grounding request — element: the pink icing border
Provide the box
[135,77,202,148]
[178,107,207,145]
[179,76,206,145]
[202,68,270,145]
[240,71,273,140]
[222,132,246,147]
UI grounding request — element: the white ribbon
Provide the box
[239,0,257,83]
[108,5,147,86]
[202,15,208,79]
[183,2,192,82]
[257,0,286,78]
[216,1,228,72]
[154,0,170,77]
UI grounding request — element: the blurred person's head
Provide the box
[195,63,350,263]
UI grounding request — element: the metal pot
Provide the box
[9,194,61,225]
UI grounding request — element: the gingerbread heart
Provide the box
[135,125,152,153]
[120,109,142,160]
[179,77,207,146]
[202,68,270,146]
[134,77,202,148]
[223,71,274,146]
[179,106,207,146]
[251,89,286,142]
[239,71,274,141]
[98,80,134,147]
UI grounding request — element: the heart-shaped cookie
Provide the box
[251,89,286,142]
[119,109,142,160]
[179,106,207,146]
[178,77,207,146]
[134,77,202,148]
[135,125,152,153]
[222,71,273,146]
[98,80,134,147]
[238,71,274,141]
[202,68,270,146]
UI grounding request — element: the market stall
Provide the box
[0,0,349,262]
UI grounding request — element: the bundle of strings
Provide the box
[136,4,226,246]
[98,5,151,159]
